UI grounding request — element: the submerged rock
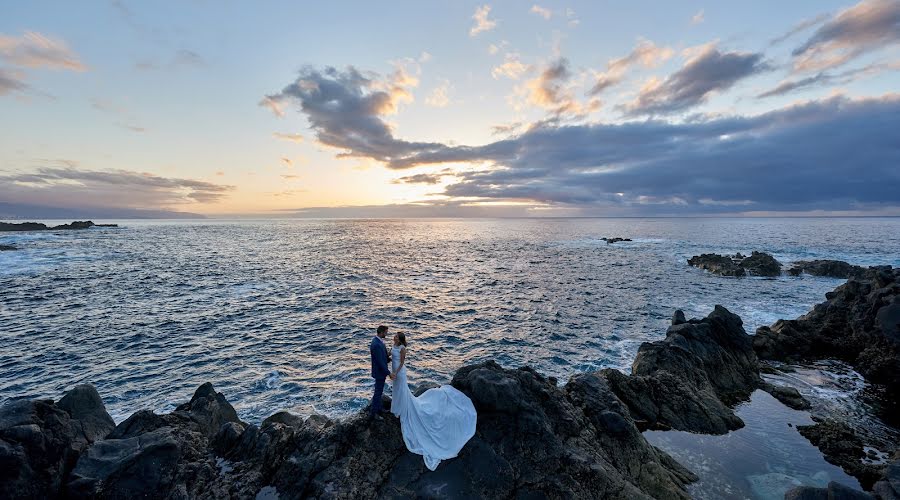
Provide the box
[0,244,16,251]
[797,418,884,490]
[788,260,867,279]
[785,481,873,500]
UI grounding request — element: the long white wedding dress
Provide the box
[389,345,477,471]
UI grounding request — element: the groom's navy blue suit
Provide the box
[370,336,390,416]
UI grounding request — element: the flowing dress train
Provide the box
[389,345,477,470]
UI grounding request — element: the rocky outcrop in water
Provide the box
[688,251,782,277]
[602,237,633,244]
[788,260,868,279]
[0,244,16,250]
[754,266,900,401]
[688,253,746,276]
[0,221,118,232]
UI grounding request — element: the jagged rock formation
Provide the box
[754,266,900,401]
[599,306,784,434]
[3,367,698,499]
[788,260,868,279]
[602,237,633,244]
[688,251,782,277]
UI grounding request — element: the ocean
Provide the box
[2,217,899,424]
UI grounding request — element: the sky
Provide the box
[1,0,899,218]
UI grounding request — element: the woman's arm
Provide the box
[391,347,407,378]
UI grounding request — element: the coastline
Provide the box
[2,266,898,499]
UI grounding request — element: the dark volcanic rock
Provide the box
[0,220,115,232]
[671,309,687,325]
[0,384,114,499]
[688,251,783,277]
[603,237,633,244]
[785,481,873,500]
[739,251,782,277]
[0,222,48,231]
[760,383,811,410]
[67,383,243,499]
[873,455,900,500]
[52,366,698,499]
[601,306,762,434]
[688,253,746,277]
[754,267,900,401]
[788,260,867,279]
[50,221,94,230]
[0,244,16,250]
[796,418,883,490]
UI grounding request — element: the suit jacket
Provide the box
[370,336,390,380]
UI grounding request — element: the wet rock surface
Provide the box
[796,418,883,490]
[754,267,900,403]
[0,244,16,250]
[601,306,763,434]
[688,250,783,277]
[602,237,633,244]
[788,260,868,279]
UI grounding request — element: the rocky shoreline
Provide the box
[2,268,898,499]
[0,221,119,232]
[688,251,868,279]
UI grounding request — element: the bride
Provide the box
[388,332,477,470]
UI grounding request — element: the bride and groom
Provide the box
[369,325,477,470]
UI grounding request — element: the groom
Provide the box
[369,325,391,420]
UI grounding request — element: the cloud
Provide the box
[263,65,451,168]
[0,31,86,71]
[470,5,498,37]
[589,39,674,95]
[757,61,899,98]
[530,5,552,19]
[622,43,770,115]
[273,132,304,143]
[566,8,580,27]
[492,52,530,79]
[691,9,705,25]
[136,49,206,71]
[0,67,28,95]
[281,174,300,180]
[415,94,900,213]
[391,172,449,185]
[281,157,293,167]
[425,79,452,107]
[791,0,900,71]
[0,166,233,209]
[769,13,831,46]
[518,57,601,117]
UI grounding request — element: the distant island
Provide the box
[0,220,119,232]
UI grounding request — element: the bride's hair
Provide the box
[397,332,407,347]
